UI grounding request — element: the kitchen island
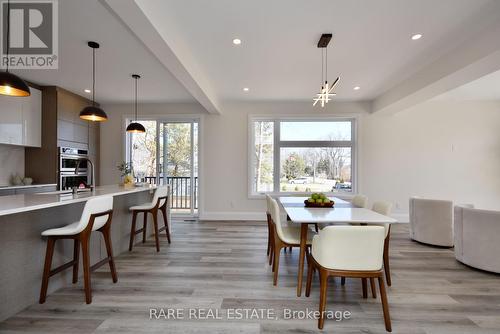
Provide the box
[0,184,156,321]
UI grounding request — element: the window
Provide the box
[250,118,355,196]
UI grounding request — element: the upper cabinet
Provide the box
[0,87,42,147]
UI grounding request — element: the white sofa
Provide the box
[409,197,453,247]
[454,205,500,274]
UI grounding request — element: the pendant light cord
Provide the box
[5,0,10,72]
[92,46,96,106]
[325,46,328,85]
[321,48,324,88]
[134,76,138,121]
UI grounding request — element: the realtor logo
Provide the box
[1,0,58,69]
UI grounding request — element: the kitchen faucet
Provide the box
[75,157,95,190]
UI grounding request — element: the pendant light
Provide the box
[313,33,340,107]
[126,74,145,133]
[0,0,30,97]
[79,41,107,121]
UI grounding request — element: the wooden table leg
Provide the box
[297,223,308,297]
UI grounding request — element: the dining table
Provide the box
[278,196,398,297]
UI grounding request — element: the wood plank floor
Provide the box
[1,220,500,333]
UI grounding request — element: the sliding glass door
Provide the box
[128,119,199,217]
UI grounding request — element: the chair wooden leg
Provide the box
[318,269,328,329]
[314,223,319,232]
[384,238,392,286]
[305,254,314,297]
[129,211,137,251]
[362,278,368,299]
[266,221,271,256]
[39,237,55,304]
[378,276,392,332]
[72,239,79,283]
[152,210,160,252]
[341,277,346,285]
[81,236,92,304]
[273,244,281,286]
[161,206,171,243]
[142,211,148,243]
[102,227,118,283]
[370,277,377,298]
[289,246,292,252]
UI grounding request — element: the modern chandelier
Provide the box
[313,33,340,107]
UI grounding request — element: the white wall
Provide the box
[359,100,500,215]
[0,145,24,186]
[100,99,500,220]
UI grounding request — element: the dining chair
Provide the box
[306,226,391,331]
[40,196,116,304]
[352,194,368,208]
[268,196,315,285]
[372,201,393,286]
[265,195,275,266]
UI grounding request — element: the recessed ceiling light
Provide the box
[243,87,249,92]
[232,38,241,45]
[411,34,422,40]
[84,89,91,93]
[353,86,360,90]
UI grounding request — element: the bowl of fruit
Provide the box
[305,193,334,208]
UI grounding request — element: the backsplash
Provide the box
[0,145,24,186]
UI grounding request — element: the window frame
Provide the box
[248,115,358,198]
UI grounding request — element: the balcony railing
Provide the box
[137,176,198,210]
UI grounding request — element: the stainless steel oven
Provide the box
[58,147,90,190]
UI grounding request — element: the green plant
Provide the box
[117,162,132,177]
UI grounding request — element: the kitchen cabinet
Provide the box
[25,87,100,185]
[0,87,41,147]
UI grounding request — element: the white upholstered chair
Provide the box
[129,185,171,252]
[268,196,315,285]
[409,197,453,247]
[372,201,393,286]
[40,196,116,304]
[352,194,368,208]
[306,226,391,331]
[454,205,500,273]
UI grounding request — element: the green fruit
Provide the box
[312,194,319,200]
[308,198,315,203]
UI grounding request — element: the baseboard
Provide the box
[200,211,265,221]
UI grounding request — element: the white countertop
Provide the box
[0,183,57,190]
[0,184,155,217]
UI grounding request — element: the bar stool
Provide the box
[129,185,170,252]
[39,196,116,304]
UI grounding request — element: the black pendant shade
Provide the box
[80,41,107,121]
[80,106,108,122]
[0,71,31,97]
[126,122,146,133]
[126,74,145,133]
[0,0,30,97]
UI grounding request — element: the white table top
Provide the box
[0,184,156,217]
[278,196,397,224]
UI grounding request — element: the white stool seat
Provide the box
[130,203,155,211]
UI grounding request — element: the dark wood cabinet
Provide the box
[25,87,100,185]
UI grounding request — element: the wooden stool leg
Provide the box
[378,276,392,332]
[152,210,160,252]
[142,211,148,243]
[370,277,377,298]
[305,255,313,297]
[162,206,171,243]
[318,269,328,329]
[81,236,92,304]
[39,238,55,304]
[72,239,80,283]
[102,227,118,283]
[129,211,137,251]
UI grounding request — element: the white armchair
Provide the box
[409,197,453,247]
[454,205,500,273]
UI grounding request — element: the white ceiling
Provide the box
[135,0,496,102]
[15,0,194,103]
[433,69,500,101]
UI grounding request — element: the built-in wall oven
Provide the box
[58,147,89,190]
